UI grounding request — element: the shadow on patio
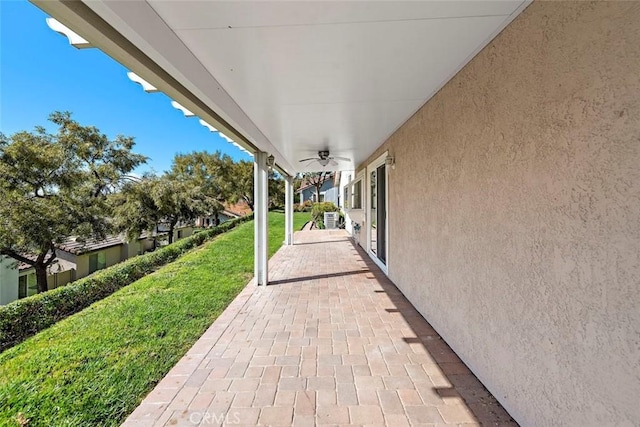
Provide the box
[123,229,517,426]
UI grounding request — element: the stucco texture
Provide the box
[360,1,640,425]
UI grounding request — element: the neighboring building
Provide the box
[195,210,240,228]
[298,172,337,204]
[154,223,194,244]
[18,257,76,297]
[196,202,251,228]
[0,225,195,305]
[56,235,134,279]
[0,256,18,305]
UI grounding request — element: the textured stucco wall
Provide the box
[359,2,640,425]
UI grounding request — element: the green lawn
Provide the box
[0,212,310,427]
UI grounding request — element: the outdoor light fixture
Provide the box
[267,155,276,169]
[385,155,396,169]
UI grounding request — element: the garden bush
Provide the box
[295,200,313,212]
[0,215,253,353]
[311,202,339,228]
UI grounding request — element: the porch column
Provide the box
[284,175,294,245]
[254,151,269,285]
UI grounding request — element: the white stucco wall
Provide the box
[0,256,19,305]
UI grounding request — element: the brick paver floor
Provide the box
[122,230,517,426]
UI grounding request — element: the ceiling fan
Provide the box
[299,150,350,167]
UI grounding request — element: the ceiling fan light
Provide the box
[318,159,330,167]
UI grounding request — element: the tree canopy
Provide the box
[111,174,213,244]
[226,160,286,210]
[0,112,147,292]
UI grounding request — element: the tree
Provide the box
[0,112,147,292]
[228,160,255,211]
[268,172,285,208]
[302,172,331,202]
[112,174,213,244]
[169,151,233,224]
[227,160,288,211]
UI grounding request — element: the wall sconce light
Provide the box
[385,155,396,170]
[267,155,276,169]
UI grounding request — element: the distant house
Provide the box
[17,256,76,299]
[298,172,338,204]
[154,223,195,243]
[1,233,152,305]
[195,202,251,228]
[1,256,20,305]
[0,222,201,306]
[56,235,137,279]
[195,210,239,228]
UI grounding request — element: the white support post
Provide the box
[254,151,269,285]
[285,176,294,245]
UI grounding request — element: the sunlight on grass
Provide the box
[0,212,311,427]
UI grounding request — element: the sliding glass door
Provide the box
[367,154,387,271]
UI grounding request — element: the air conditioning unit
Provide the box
[324,212,339,229]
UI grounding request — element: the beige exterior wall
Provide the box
[123,240,144,259]
[173,226,194,242]
[47,270,73,290]
[75,245,124,278]
[358,2,640,425]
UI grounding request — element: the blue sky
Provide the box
[0,0,252,174]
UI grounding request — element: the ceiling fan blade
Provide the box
[329,159,339,167]
[330,156,350,162]
[298,157,318,162]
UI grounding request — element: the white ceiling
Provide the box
[84,1,527,174]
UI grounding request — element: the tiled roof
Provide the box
[221,210,240,218]
[17,255,76,274]
[56,235,124,255]
[16,253,38,271]
[224,201,252,216]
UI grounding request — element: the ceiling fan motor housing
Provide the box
[318,150,330,160]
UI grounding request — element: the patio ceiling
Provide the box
[42,1,529,175]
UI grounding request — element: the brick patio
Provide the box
[122,230,516,426]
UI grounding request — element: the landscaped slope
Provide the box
[0,212,310,427]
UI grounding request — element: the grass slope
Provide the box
[0,212,310,427]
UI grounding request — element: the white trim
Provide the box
[366,151,389,275]
[254,151,269,285]
[284,176,294,245]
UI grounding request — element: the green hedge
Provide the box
[0,215,253,353]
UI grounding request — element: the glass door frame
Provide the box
[366,151,389,274]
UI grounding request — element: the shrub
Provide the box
[295,200,313,212]
[311,202,339,228]
[0,215,253,353]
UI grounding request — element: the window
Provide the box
[88,251,106,274]
[352,180,362,209]
[343,186,349,209]
[177,230,183,240]
[18,273,37,298]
